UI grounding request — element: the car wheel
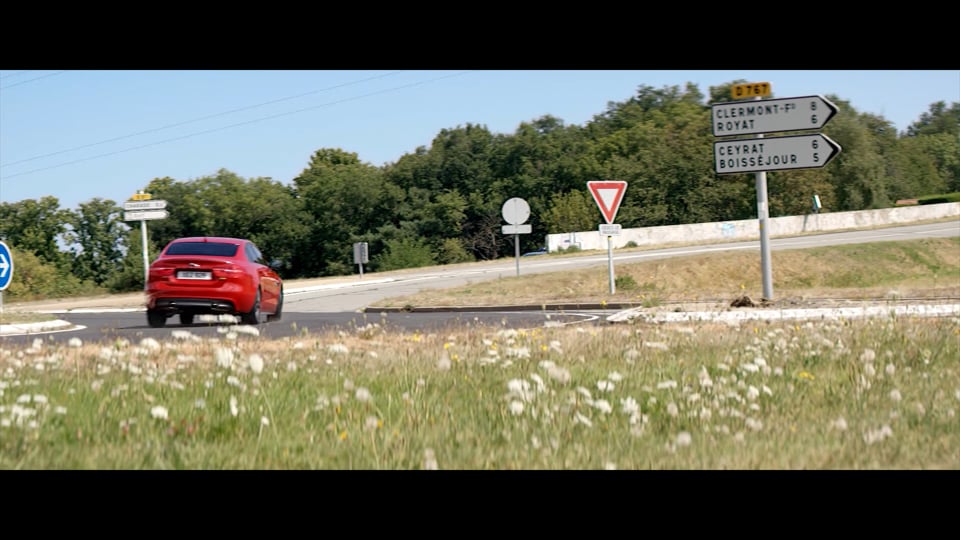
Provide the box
[147,310,167,328]
[179,313,194,326]
[267,287,283,322]
[240,289,261,325]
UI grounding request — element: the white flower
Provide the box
[667,402,679,417]
[194,399,206,409]
[890,389,902,402]
[150,406,168,420]
[574,412,593,427]
[547,365,571,384]
[343,379,355,391]
[865,364,876,377]
[328,343,349,354]
[860,349,876,363]
[644,341,669,351]
[364,416,380,430]
[607,371,623,382]
[68,338,83,348]
[675,432,692,447]
[215,348,234,368]
[54,406,67,415]
[424,448,439,470]
[597,380,614,392]
[229,396,239,417]
[885,363,896,376]
[140,338,161,351]
[831,417,848,431]
[32,394,48,405]
[437,353,451,371]
[593,399,612,414]
[355,387,372,402]
[657,380,677,390]
[509,400,525,416]
[248,354,264,374]
[620,397,639,416]
[747,386,760,400]
[260,416,270,426]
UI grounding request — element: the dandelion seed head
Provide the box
[885,363,896,376]
[657,380,678,390]
[509,400,525,416]
[424,448,439,470]
[68,338,83,348]
[328,343,349,354]
[620,397,639,416]
[248,354,264,374]
[355,387,372,402]
[865,364,876,377]
[676,431,692,447]
[597,380,614,392]
[229,396,239,417]
[860,349,876,363]
[437,353,451,371]
[889,389,902,402]
[140,338,161,351]
[574,412,593,427]
[667,402,679,417]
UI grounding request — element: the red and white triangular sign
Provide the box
[587,181,627,224]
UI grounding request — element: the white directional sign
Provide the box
[712,95,839,137]
[0,241,13,291]
[123,199,167,211]
[124,210,169,221]
[714,134,842,175]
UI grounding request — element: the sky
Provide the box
[1,69,958,212]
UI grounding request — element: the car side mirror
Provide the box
[269,259,284,272]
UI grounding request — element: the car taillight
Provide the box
[149,265,176,281]
[212,267,243,280]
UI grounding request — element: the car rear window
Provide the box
[165,242,239,257]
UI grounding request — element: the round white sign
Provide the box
[501,197,530,225]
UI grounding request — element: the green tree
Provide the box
[65,197,127,286]
[0,196,71,268]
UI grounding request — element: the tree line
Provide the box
[2,81,958,300]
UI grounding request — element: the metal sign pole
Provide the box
[756,131,774,300]
[607,235,615,294]
[515,234,520,277]
[141,220,149,291]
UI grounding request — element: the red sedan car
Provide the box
[145,236,283,328]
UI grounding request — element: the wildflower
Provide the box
[230,396,239,417]
[151,406,168,420]
[676,432,692,447]
[620,397,639,416]
[597,380,614,392]
[509,400,525,416]
[194,399,206,409]
[424,448,439,470]
[547,365,571,384]
[355,387,372,403]
[54,406,67,415]
[68,338,83,348]
[364,416,380,430]
[885,363,896,376]
[657,380,677,390]
[593,399,612,414]
[215,348,234,368]
[328,344,349,354]
[261,416,270,426]
[574,412,593,427]
[889,389,902,402]
[667,402,679,417]
[437,353,451,371]
[140,338,161,351]
[248,354,264,374]
[860,349,876,363]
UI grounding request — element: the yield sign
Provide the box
[587,181,628,224]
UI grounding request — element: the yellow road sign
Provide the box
[130,192,152,201]
[731,82,772,99]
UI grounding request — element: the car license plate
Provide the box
[177,270,212,280]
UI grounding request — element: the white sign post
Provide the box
[123,193,168,290]
[587,181,627,295]
[502,197,532,277]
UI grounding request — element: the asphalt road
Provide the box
[1,220,957,345]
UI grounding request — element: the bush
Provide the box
[4,246,104,301]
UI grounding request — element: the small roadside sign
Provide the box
[731,82,771,99]
[502,224,532,234]
[599,224,622,236]
[587,181,628,225]
[130,192,153,201]
[124,200,167,211]
[0,241,13,291]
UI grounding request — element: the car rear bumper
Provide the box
[149,297,237,314]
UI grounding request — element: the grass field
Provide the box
[0,237,957,469]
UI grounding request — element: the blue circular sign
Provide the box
[0,241,13,291]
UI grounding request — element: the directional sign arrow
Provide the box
[714,134,842,175]
[712,95,839,137]
[124,210,169,221]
